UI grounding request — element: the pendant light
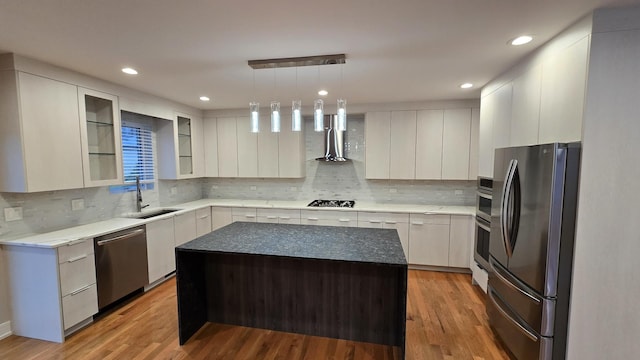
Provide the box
[336,64,347,131]
[249,69,259,133]
[291,67,302,132]
[270,68,280,132]
[314,99,324,132]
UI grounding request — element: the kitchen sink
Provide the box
[125,208,180,219]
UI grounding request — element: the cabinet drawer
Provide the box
[59,255,97,296]
[300,209,357,221]
[358,212,409,225]
[257,208,301,221]
[409,213,450,225]
[62,283,98,330]
[196,207,212,237]
[231,207,257,219]
[58,238,94,263]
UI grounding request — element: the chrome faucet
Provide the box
[136,176,149,212]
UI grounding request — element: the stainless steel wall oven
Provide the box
[474,176,492,270]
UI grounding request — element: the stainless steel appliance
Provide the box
[474,177,492,270]
[307,199,355,208]
[315,114,349,162]
[487,142,580,360]
[94,226,149,309]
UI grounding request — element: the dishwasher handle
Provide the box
[96,228,145,246]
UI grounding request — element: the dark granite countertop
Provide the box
[176,222,407,266]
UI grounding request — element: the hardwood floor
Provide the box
[0,270,509,359]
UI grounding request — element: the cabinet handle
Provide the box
[279,216,290,220]
[267,216,277,219]
[384,221,397,224]
[198,215,209,219]
[368,220,382,224]
[307,217,319,221]
[339,219,351,222]
[245,215,256,218]
[66,237,90,246]
[70,284,93,296]
[67,254,87,263]
[411,221,424,226]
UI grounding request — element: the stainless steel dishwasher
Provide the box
[94,225,149,309]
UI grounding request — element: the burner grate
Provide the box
[307,199,355,208]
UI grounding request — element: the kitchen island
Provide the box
[175,222,408,356]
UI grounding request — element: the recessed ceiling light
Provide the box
[460,83,474,89]
[199,96,210,102]
[510,35,533,46]
[122,67,138,75]
[318,90,328,96]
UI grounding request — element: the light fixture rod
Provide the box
[248,54,346,69]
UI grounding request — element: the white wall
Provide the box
[567,6,640,359]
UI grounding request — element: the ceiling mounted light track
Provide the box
[248,54,346,70]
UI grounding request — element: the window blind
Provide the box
[121,118,155,184]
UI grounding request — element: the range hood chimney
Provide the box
[316,114,349,162]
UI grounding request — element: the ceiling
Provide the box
[0,0,637,110]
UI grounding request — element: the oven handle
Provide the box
[96,229,145,246]
[476,217,490,232]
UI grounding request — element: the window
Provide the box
[110,112,155,193]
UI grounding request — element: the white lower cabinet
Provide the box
[195,207,212,237]
[3,237,98,343]
[300,209,357,227]
[174,211,197,246]
[211,206,233,230]
[232,207,257,223]
[357,212,409,258]
[146,217,176,284]
[257,208,301,224]
[408,214,451,266]
[448,215,474,268]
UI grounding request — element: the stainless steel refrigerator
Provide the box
[487,142,580,360]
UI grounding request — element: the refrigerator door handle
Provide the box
[488,287,539,342]
[501,159,517,258]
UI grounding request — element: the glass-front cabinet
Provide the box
[177,116,193,175]
[78,88,123,186]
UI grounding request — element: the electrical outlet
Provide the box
[4,207,23,222]
[250,186,257,191]
[389,188,397,194]
[71,199,85,211]
[455,189,464,196]
[171,186,178,195]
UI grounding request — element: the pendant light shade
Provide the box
[249,102,259,133]
[292,100,302,132]
[314,99,324,132]
[337,99,347,131]
[270,101,281,132]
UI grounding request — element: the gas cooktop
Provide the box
[307,199,356,208]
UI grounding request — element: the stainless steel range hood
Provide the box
[316,114,349,162]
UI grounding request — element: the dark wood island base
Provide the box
[176,222,407,358]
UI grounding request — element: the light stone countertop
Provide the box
[0,198,474,248]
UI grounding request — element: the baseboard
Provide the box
[0,320,12,340]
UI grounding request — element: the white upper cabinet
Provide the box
[157,112,204,179]
[203,118,219,177]
[365,111,391,179]
[492,83,513,151]
[0,71,84,192]
[442,108,471,180]
[257,115,279,178]
[389,111,417,179]
[278,117,305,178]
[415,110,443,179]
[468,108,480,180]
[511,65,542,146]
[236,116,258,177]
[539,36,589,143]
[216,117,239,177]
[478,93,495,178]
[78,87,123,187]
[479,83,512,177]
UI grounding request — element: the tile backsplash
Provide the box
[0,117,474,237]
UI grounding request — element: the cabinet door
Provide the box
[217,117,239,177]
[211,206,233,230]
[236,116,258,177]
[539,36,589,143]
[278,118,305,178]
[389,111,417,179]
[511,65,542,146]
[408,214,450,266]
[479,92,495,177]
[449,215,473,268]
[365,112,391,179]
[189,115,205,177]
[177,115,194,176]
[19,72,84,192]
[383,215,410,260]
[174,211,197,246]
[203,118,219,177]
[258,115,279,177]
[231,207,257,223]
[442,109,471,180]
[468,108,480,180]
[415,110,443,179]
[78,87,123,187]
[195,207,212,237]
[492,83,513,151]
[146,217,175,283]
